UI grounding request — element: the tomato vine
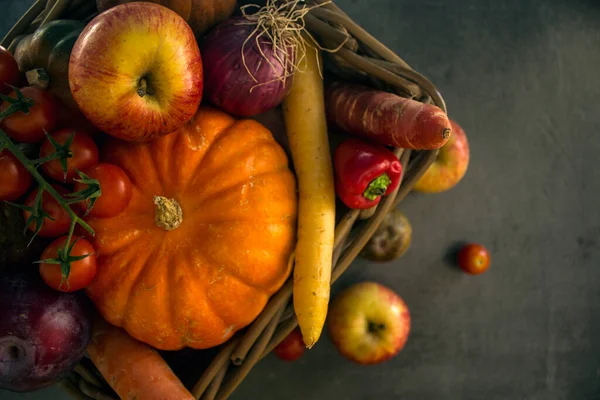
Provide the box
[0,88,100,280]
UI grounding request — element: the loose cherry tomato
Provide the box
[74,163,132,218]
[273,328,306,362]
[39,235,97,292]
[0,149,32,201]
[23,184,71,238]
[0,86,57,143]
[39,128,99,183]
[0,46,19,95]
[458,243,491,275]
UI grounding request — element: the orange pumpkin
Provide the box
[96,0,237,37]
[84,106,298,351]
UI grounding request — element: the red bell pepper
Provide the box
[333,138,403,209]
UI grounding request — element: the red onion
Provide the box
[200,15,296,117]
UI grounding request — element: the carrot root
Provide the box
[87,317,194,400]
[325,82,452,150]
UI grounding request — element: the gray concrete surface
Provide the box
[2,0,600,399]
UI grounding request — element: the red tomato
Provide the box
[74,163,132,218]
[0,149,32,201]
[23,184,71,238]
[54,97,102,137]
[0,86,57,143]
[0,47,19,95]
[39,128,99,183]
[273,328,306,362]
[39,235,97,292]
[458,243,491,275]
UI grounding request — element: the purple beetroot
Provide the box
[0,269,92,392]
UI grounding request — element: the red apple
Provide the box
[413,118,470,193]
[69,2,203,142]
[327,281,410,365]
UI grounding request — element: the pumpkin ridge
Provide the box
[149,137,177,198]
[184,143,290,204]
[94,224,146,258]
[200,249,272,295]
[88,238,158,326]
[174,107,237,190]
[164,244,184,348]
[183,126,275,194]
[203,273,241,338]
[174,251,229,348]
[196,220,295,291]
[120,240,171,345]
[109,138,167,196]
[184,167,294,214]
[204,264,270,338]
[184,170,297,227]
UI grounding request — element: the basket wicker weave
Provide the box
[2,0,445,399]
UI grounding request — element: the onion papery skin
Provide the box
[201,17,295,117]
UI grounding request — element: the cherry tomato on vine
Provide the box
[0,46,19,95]
[274,328,306,362]
[23,184,71,238]
[0,149,32,201]
[39,128,99,183]
[458,243,491,275]
[74,163,132,218]
[0,86,57,143]
[39,235,97,292]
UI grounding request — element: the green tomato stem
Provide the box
[0,129,94,236]
[0,91,97,280]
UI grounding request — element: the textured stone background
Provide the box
[2,0,600,399]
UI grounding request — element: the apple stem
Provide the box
[137,77,154,97]
[368,322,386,334]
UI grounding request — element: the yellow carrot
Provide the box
[282,40,336,348]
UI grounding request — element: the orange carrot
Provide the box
[325,82,452,150]
[87,318,194,400]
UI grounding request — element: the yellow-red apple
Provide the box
[327,281,411,365]
[69,2,203,141]
[413,119,470,193]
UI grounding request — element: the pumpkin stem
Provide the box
[153,196,183,231]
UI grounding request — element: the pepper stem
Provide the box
[154,196,183,231]
[363,173,392,201]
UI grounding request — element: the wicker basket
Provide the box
[2,0,445,399]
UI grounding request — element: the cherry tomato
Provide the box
[39,235,97,292]
[0,86,57,143]
[458,243,491,275]
[39,128,99,183]
[273,328,306,362]
[74,163,132,218]
[55,98,102,138]
[0,149,32,201]
[23,184,71,238]
[0,46,19,95]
